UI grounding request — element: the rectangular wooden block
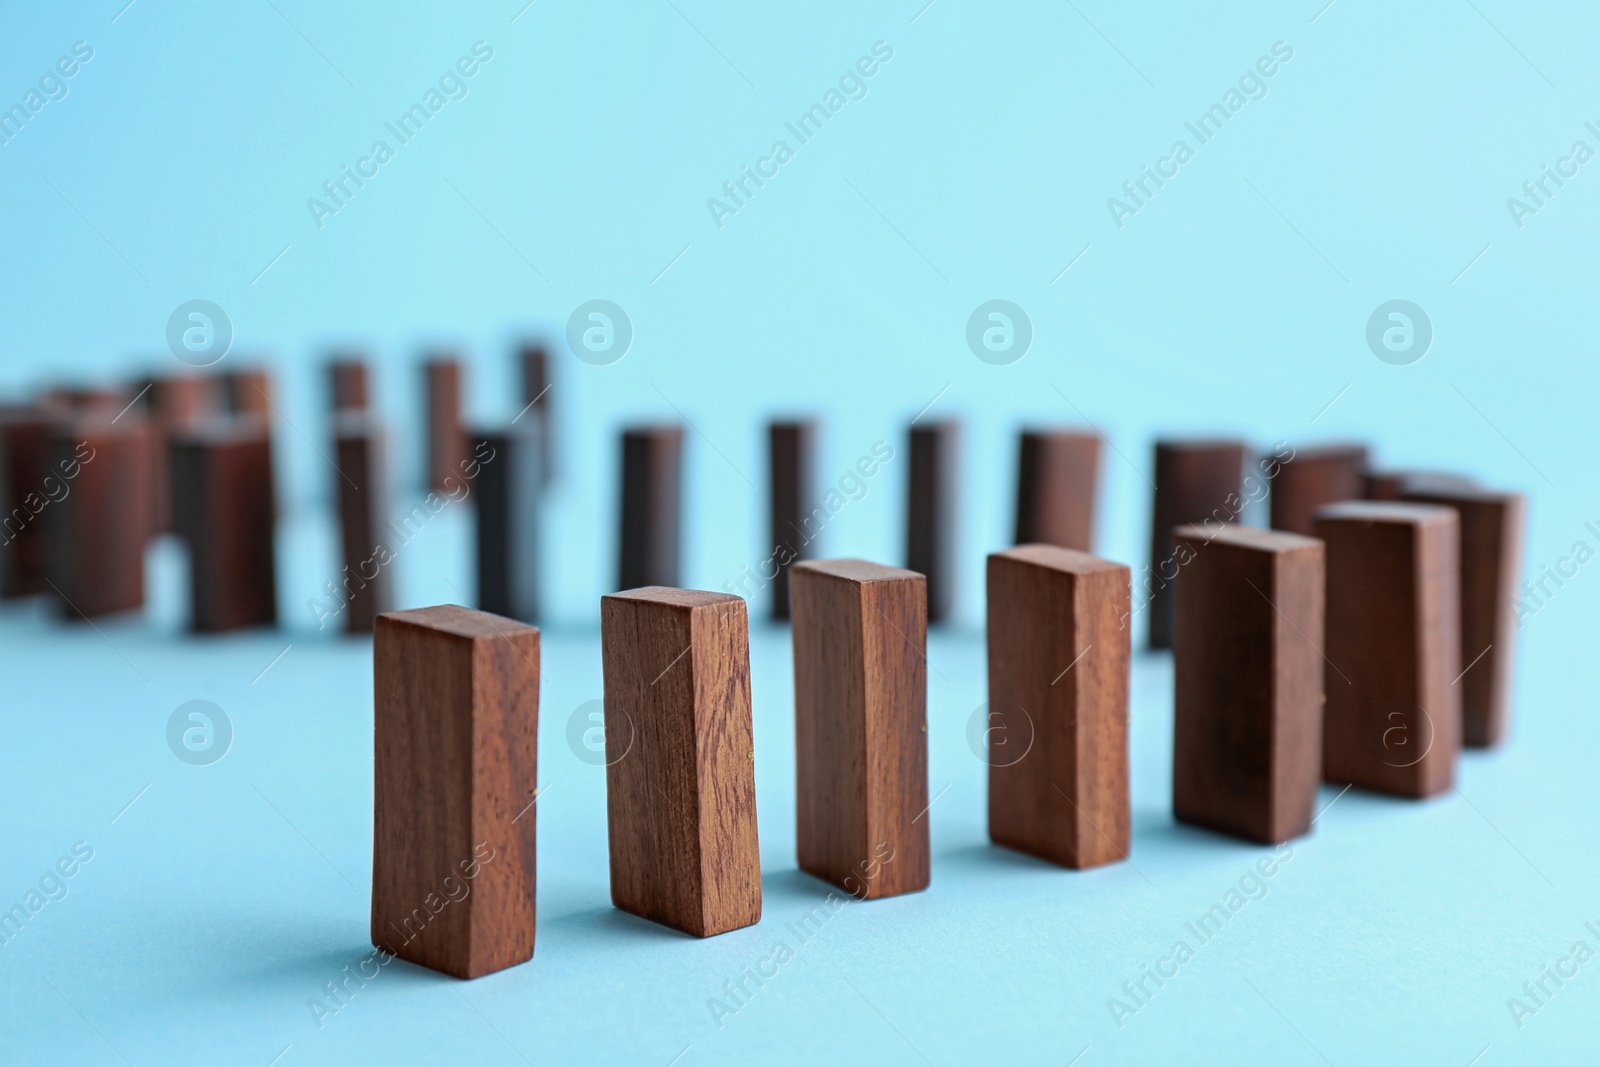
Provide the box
[1014,428,1100,551]
[1316,502,1460,797]
[1363,469,1475,500]
[474,422,541,623]
[424,356,465,492]
[45,416,151,619]
[1399,486,1525,747]
[141,374,221,537]
[1172,525,1324,843]
[335,413,392,634]
[790,559,929,898]
[906,419,959,623]
[170,420,277,632]
[225,366,273,419]
[986,545,1130,868]
[767,419,816,620]
[600,587,760,936]
[517,343,554,487]
[0,405,58,597]
[372,605,539,978]
[1147,439,1247,649]
[1269,443,1368,535]
[328,355,369,413]
[617,425,683,592]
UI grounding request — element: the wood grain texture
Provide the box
[1269,443,1368,535]
[0,405,58,597]
[474,422,540,623]
[600,587,760,937]
[1363,469,1475,501]
[790,559,929,898]
[617,426,683,592]
[517,343,554,487]
[1172,525,1323,843]
[906,419,959,623]
[170,419,277,632]
[767,419,816,620]
[1147,439,1247,649]
[328,355,369,412]
[372,604,539,979]
[1014,428,1100,551]
[335,413,392,634]
[45,415,151,618]
[1399,485,1525,747]
[424,356,466,492]
[1315,502,1460,798]
[986,545,1130,869]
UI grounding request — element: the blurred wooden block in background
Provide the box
[171,419,277,632]
[335,413,392,634]
[328,355,370,413]
[1147,439,1248,649]
[766,419,816,620]
[1269,443,1368,536]
[618,425,683,592]
[0,405,59,598]
[1400,485,1526,747]
[424,356,465,493]
[1172,525,1323,843]
[140,374,222,537]
[517,343,554,487]
[1315,502,1460,798]
[600,587,760,937]
[986,545,1130,869]
[372,605,539,978]
[1014,428,1100,551]
[45,415,152,619]
[791,559,929,899]
[474,422,541,623]
[906,419,959,623]
[224,366,273,419]
[1363,468,1475,500]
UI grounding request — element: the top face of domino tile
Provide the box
[792,558,923,586]
[1172,524,1322,554]
[991,543,1126,576]
[603,586,742,612]
[378,604,537,641]
[1399,484,1527,508]
[1154,437,1248,453]
[1314,500,1459,528]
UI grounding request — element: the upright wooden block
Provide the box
[141,374,220,536]
[906,420,959,622]
[225,367,273,419]
[1269,443,1368,535]
[170,420,277,632]
[1147,439,1247,649]
[790,559,929,898]
[1172,525,1324,843]
[1315,502,1460,797]
[0,405,59,597]
[328,356,370,412]
[372,605,539,979]
[1014,428,1100,551]
[40,385,128,416]
[517,343,554,487]
[335,413,392,634]
[474,422,540,623]
[986,545,1130,869]
[617,426,683,592]
[1364,469,1475,500]
[1399,486,1525,747]
[424,357,466,492]
[45,416,152,619]
[600,588,760,936]
[767,419,816,619]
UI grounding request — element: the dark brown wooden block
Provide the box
[140,374,221,537]
[372,604,539,979]
[328,355,369,413]
[424,356,465,492]
[1146,439,1247,649]
[790,559,929,898]
[40,385,129,416]
[1269,443,1368,535]
[45,415,152,619]
[335,413,392,634]
[767,419,817,619]
[1363,469,1476,500]
[906,419,959,623]
[1014,428,1100,551]
[1315,502,1460,797]
[1399,486,1525,747]
[225,366,274,419]
[170,419,277,632]
[600,587,760,936]
[474,422,540,623]
[0,405,59,597]
[618,425,683,592]
[986,545,1130,869]
[517,343,554,487]
[1172,525,1324,843]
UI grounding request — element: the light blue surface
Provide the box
[2,0,1597,1063]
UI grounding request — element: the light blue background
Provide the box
[1,1,1596,1063]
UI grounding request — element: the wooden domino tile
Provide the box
[906,419,959,623]
[1147,439,1247,649]
[1268,443,1368,535]
[0,405,58,598]
[1315,502,1460,798]
[170,419,278,632]
[600,587,760,937]
[517,343,554,487]
[1172,525,1323,843]
[474,422,541,623]
[141,374,221,537]
[45,414,153,618]
[225,366,274,419]
[986,545,1130,869]
[766,419,816,620]
[617,426,683,592]
[1014,428,1100,551]
[790,559,929,898]
[328,355,370,413]
[372,605,539,978]
[334,413,392,634]
[1363,468,1475,501]
[424,356,466,492]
